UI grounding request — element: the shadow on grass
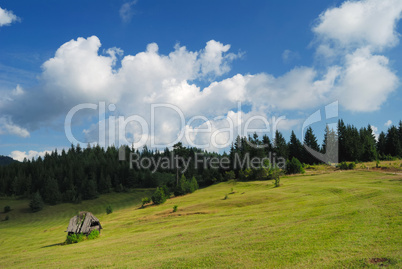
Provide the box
[41,242,64,248]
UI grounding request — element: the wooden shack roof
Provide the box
[66,211,102,234]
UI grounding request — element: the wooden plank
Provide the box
[81,213,92,234]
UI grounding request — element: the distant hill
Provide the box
[0,155,16,166]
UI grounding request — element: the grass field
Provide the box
[0,167,401,268]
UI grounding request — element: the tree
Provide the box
[274,130,288,160]
[377,131,387,158]
[288,131,303,161]
[322,125,338,164]
[285,157,304,175]
[360,125,377,161]
[303,127,320,164]
[43,177,61,205]
[29,192,44,212]
[151,187,166,205]
[337,119,347,162]
[385,126,401,157]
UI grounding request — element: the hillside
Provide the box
[0,155,16,166]
[0,168,401,268]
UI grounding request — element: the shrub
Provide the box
[87,229,100,240]
[224,171,235,181]
[223,194,228,200]
[29,192,44,212]
[274,176,280,188]
[65,233,84,244]
[161,185,171,198]
[338,161,356,170]
[141,197,151,208]
[4,205,11,213]
[106,205,113,214]
[285,157,305,175]
[338,162,349,170]
[173,205,178,212]
[152,187,166,205]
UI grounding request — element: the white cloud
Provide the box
[370,125,379,141]
[199,40,240,78]
[384,120,392,127]
[0,6,19,27]
[10,150,51,162]
[3,0,402,151]
[313,0,402,51]
[334,48,398,112]
[120,1,137,23]
[0,116,29,138]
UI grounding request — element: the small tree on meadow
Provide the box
[29,192,44,212]
[285,157,305,174]
[151,187,166,205]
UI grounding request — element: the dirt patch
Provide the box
[369,257,391,265]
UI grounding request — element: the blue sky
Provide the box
[0,0,401,161]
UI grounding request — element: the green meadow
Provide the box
[0,167,401,268]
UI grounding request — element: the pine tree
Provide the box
[29,192,44,212]
[303,127,320,164]
[322,125,338,164]
[288,131,303,161]
[274,130,288,160]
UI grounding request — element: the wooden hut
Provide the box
[66,211,102,235]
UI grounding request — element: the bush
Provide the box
[173,205,178,212]
[65,233,84,244]
[274,176,280,188]
[338,161,356,170]
[223,194,228,200]
[4,205,11,213]
[106,205,113,214]
[151,187,167,205]
[285,157,305,175]
[29,192,44,212]
[348,162,356,170]
[87,229,100,240]
[338,162,349,170]
[141,197,151,208]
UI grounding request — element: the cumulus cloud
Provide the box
[10,150,51,162]
[384,120,392,127]
[334,48,398,112]
[2,0,402,153]
[0,6,19,27]
[313,0,401,111]
[313,0,402,51]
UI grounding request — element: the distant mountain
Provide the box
[0,155,16,166]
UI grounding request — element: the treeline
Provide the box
[0,119,401,205]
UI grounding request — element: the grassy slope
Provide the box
[0,169,401,268]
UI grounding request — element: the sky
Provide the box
[0,0,401,161]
